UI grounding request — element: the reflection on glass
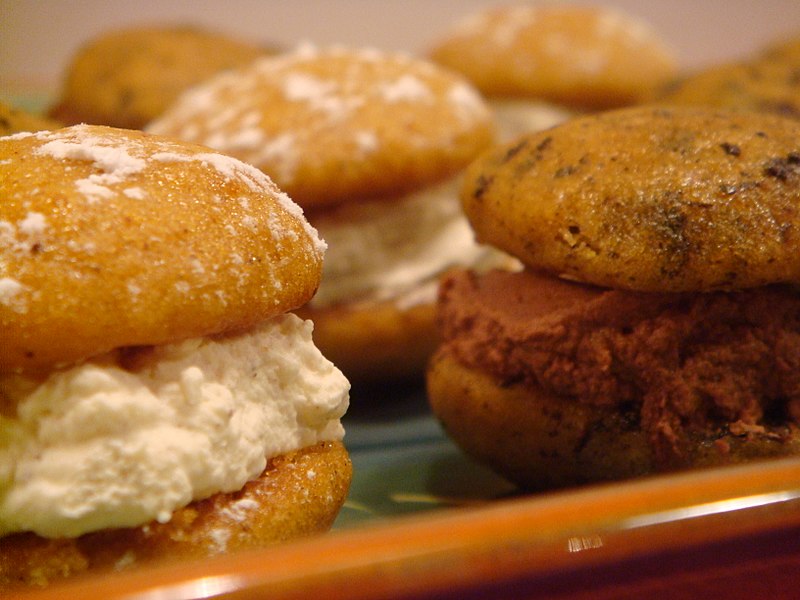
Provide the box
[567,534,604,553]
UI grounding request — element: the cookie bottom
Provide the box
[0,441,352,589]
[427,350,800,490]
[300,300,438,385]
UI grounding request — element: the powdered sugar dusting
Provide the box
[448,83,491,123]
[17,125,324,256]
[209,528,232,553]
[37,136,146,176]
[0,212,49,256]
[123,187,146,200]
[34,128,147,202]
[379,74,433,103]
[284,72,338,102]
[490,6,538,47]
[18,212,47,237]
[595,8,655,45]
[252,134,298,185]
[354,130,379,155]
[0,277,26,312]
[150,150,325,255]
[219,497,260,523]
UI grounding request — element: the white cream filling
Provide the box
[489,99,575,142]
[0,313,349,539]
[309,176,517,310]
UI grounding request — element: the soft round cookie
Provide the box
[0,124,324,372]
[0,101,61,136]
[658,40,800,119]
[658,61,800,119]
[49,26,270,129]
[428,4,678,110]
[428,350,800,490]
[760,35,800,64]
[147,44,495,209]
[462,105,800,293]
[0,441,351,587]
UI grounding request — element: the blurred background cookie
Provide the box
[0,100,61,135]
[428,4,678,139]
[148,44,514,386]
[658,33,800,119]
[48,25,273,129]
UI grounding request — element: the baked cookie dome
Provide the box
[428,4,678,111]
[1,124,323,372]
[658,34,800,119]
[462,105,800,292]
[148,44,495,209]
[49,25,271,129]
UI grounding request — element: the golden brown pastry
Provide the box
[428,4,678,139]
[148,45,508,384]
[48,25,271,129]
[428,105,800,490]
[462,106,800,292]
[0,124,351,588]
[658,33,800,118]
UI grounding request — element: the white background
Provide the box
[2,0,800,95]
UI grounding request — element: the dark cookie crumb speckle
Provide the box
[502,138,529,164]
[536,136,553,153]
[555,165,578,178]
[720,142,741,156]
[764,152,800,181]
[472,173,493,201]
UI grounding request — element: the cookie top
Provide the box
[148,45,495,209]
[428,4,678,109]
[760,35,800,64]
[0,125,324,372]
[49,26,270,129]
[0,101,61,136]
[659,36,800,119]
[461,105,800,292]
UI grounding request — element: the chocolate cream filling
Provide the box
[436,268,800,466]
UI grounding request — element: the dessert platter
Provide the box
[14,417,800,599]
[3,1,800,597]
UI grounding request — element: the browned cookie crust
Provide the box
[1,125,323,372]
[462,106,800,292]
[659,61,800,119]
[148,46,494,209]
[49,26,270,129]
[658,34,800,119]
[429,4,677,109]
